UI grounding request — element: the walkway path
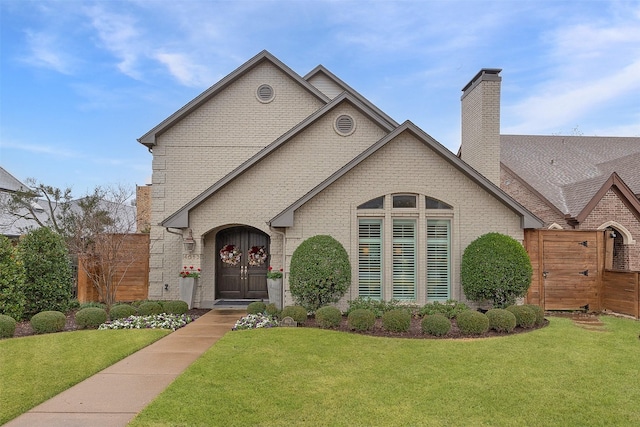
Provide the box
[5,309,246,427]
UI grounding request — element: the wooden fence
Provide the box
[602,270,640,319]
[77,233,149,303]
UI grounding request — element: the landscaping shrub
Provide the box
[0,314,17,338]
[109,304,137,320]
[486,308,517,333]
[17,227,74,317]
[79,301,107,310]
[347,309,375,331]
[421,314,451,337]
[0,235,26,321]
[138,301,163,316]
[524,304,545,326]
[163,300,189,315]
[289,235,351,312]
[30,311,66,334]
[280,305,308,325]
[419,300,469,319]
[75,307,108,329]
[507,305,537,328]
[315,306,342,328]
[456,310,489,335]
[247,301,267,315]
[461,232,533,308]
[382,309,411,332]
[265,303,279,317]
[347,297,407,318]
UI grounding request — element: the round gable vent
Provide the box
[335,114,355,136]
[256,84,274,103]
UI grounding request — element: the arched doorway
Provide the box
[215,226,269,299]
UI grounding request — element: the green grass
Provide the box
[131,316,640,426]
[0,329,169,424]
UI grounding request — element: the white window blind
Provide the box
[358,219,382,299]
[427,220,450,300]
[392,219,416,300]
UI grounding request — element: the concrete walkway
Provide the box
[5,309,246,427]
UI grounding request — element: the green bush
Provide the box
[506,305,537,328]
[30,310,66,334]
[382,309,411,332]
[17,228,74,317]
[109,304,137,320]
[75,307,108,329]
[419,300,469,319]
[280,305,308,325]
[79,301,107,310]
[421,314,451,337]
[486,308,517,333]
[347,297,409,318]
[163,300,189,315]
[138,301,163,316]
[247,301,267,315]
[347,309,375,331]
[0,314,17,339]
[456,310,489,335]
[524,304,545,326]
[289,235,351,312]
[265,303,279,317]
[0,235,26,320]
[461,232,533,308]
[67,299,80,310]
[315,306,342,329]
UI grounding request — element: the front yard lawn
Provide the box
[130,316,640,426]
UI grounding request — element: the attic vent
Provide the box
[335,114,355,136]
[256,84,274,103]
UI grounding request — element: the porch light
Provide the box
[183,229,196,252]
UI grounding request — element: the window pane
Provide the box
[426,197,452,209]
[393,194,416,208]
[359,219,382,299]
[427,220,450,300]
[357,196,384,209]
[392,219,416,300]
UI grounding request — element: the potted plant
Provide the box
[179,266,201,309]
[266,266,283,310]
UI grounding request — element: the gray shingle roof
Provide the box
[501,135,640,216]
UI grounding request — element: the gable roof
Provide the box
[137,50,331,148]
[571,172,640,225]
[270,121,544,229]
[0,166,28,192]
[501,135,640,216]
[160,92,397,228]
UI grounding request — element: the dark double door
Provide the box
[216,226,269,300]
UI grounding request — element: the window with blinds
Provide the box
[392,219,416,300]
[427,219,450,300]
[358,219,382,299]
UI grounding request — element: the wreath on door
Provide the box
[219,244,242,266]
[248,246,268,266]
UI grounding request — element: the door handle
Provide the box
[543,271,549,279]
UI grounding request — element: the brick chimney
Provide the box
[460,68,502,185]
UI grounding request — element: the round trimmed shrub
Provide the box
[315,306,342,329]
[347,309,375,331]
[30,311,66,334]
[75,307,107,329]
[247,301,267,315]
[456,310,489,335]
[382,309,411,332]
[461,232,533,308]
[163,300,189,315]
[138,301,163,316]
[506,305,536,328]
[109,304,137,320]
[421,314,451,337]
[486,308,517,333]
[524,304,545,326]
[289,235,351,312]
[80,301,107,310]
[0,235,26,321]
[280,305,308,325]
[0,314,17,339]
[265,303,279,317]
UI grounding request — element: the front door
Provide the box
[216,226,269,300]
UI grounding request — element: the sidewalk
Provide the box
[5,309,246,427]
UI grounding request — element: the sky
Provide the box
[1,0,639,195]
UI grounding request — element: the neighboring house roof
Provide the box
[0,166,28,192]
[160,91,398,228]
[501,135,640,217]
[270,121,544,229]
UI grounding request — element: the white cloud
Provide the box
[21,30,73,74]
[153,52,215,87]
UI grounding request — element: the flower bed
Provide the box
[99,313,194,331]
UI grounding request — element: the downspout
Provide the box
[269,224,287,307]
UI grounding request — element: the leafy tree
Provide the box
[0,235,27,320]
[289,235,351,312]
[461,232,533,308]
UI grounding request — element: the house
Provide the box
[0,166,48,240]
[138,51,543,309]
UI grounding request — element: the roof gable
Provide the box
[572,172,640,225]
[270,121,543,229]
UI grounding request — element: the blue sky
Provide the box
[1,0,639,195]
